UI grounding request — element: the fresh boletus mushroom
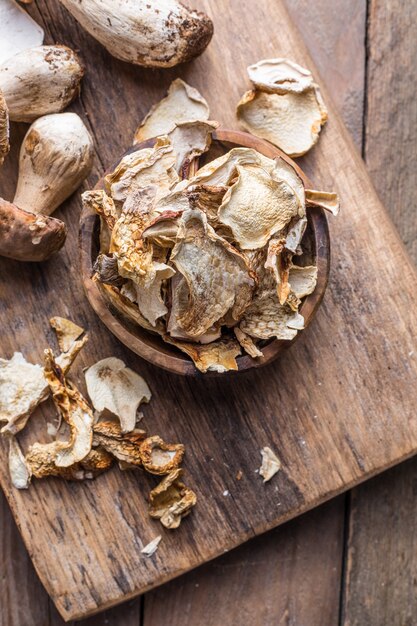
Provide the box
[13,112,94,215]
[0,89,9,165]
[0,198,67,262]
[0,45,84,123]
[58,0,213,68]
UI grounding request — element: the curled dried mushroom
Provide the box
[148,468,197,529]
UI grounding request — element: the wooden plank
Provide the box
[342,1,417,624]
[1,0,417,622]
[144,497,345,626]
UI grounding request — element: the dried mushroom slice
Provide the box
[259,446,281,482]
[8,435,31,489]
[285,216,307,253]
[148,468,197,529]
[26,446,111,481]
[190,147,275,187]
[234,327,263,359]
[0,0,44,66]
[247,58,314,94]
[50,316,84,352]
[92,421,146,465]
[142,210,184,247]
[134,79,210,144]
[164,335,241,373]
[217,165,301,250]
[85,357,151,433]
[82,189,118,230]
[141,535,162,557]
[134,262,175,327]
[289,264,318,299]
[93,254,124,287]
[236,87,328,158]
[169,209,255,337]
[0,89,9,165]
[105,136,178,205]
[265,237,292,305]
[139,435,184,475]
[305,189,340,215]
[272,157,305,209]
[168,119,218,175]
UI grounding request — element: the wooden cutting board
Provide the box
[1,0,416,621]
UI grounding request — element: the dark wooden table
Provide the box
[1,1,416,624]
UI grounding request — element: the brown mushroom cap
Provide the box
[0,198,66,262]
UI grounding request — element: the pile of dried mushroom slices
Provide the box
[2,317,196,531]
[83,66,339,374]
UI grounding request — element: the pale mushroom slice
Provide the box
[50,317,84,352]
[164,335,242,374]
[92,421,146,465]
[148,468,197,529]
[305,189,340,215]
[141,536,162,557]
[189,147,275,187]
[236,87,328,158]
[234,327,263,359]
[0,335,87,436]
[285,216,308,254]
[217,164,302,250]
[105,136,178,205]
[85,357,151,433]
[25,349,94,475]
[289,264,318,299]
[169,209,255,337]
[259,446,281,482]
[247,58,314,94]
[8,435,31,489]
[134,78,210,143]
[134,262,175,327]
[168,119,218,175]
[142,209,184,248]
[0,90,9,165]
[139,435,185,475]
[0,0,44,65]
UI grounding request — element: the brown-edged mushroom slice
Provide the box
[259,446,281,482]
[236,87,328,158]
[0,199,66,262]
[247,58,314,94]
[134,79,210,143]
[85,357,151,433]
[0,45,84,123]
[50,317,84,352]
[92,421,146,465]
[169,209,255,338]
[0,89,9,165]
[217,164,302,250]
[26,446,113,481]
[0,0,44,65]
[164,335,242,374]
[234,327,263,359]
[305,189,340,215]
[139,435,184,475]
[148,468,197,529]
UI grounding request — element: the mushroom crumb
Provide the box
[259,446,281,483]
[141,535,162,557]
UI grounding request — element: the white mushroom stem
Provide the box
[58,0,213,68]
[0,45,84,123]
[13,112,94,215]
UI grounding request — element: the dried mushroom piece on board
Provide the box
[148,468,197,529]
[259,446,281,482]
[92,421,146,465]
[50,317,84,352]
[139,436,185,475]
[85,357,151,433]
[8,436,31,489]
[237,88,327,158]
[134,79,210,143]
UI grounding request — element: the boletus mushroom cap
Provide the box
[0,198,67,262]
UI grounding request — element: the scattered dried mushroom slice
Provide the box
[134,79,210,143]
[259,446,281,482]
[0,89,9,165]
[170,209,255,337]
[237,87,328,158]
[148,468,197,529]
[305,189,340,215]
[164,335,241,373]
[139,435,184,475]
[141,535,162,557]
[8,435,31,489]
[247,58,314,94]
[50,316,84,352]
[85,357,151,433]
[92,421,146,465]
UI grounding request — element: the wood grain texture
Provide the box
[144,497,345,626]
[342,1,417,624]
[1,0,416,622]
[81,130,330,375]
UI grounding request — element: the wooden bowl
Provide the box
[80,129,330,376]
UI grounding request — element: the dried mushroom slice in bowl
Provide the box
[80,129,331,376]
